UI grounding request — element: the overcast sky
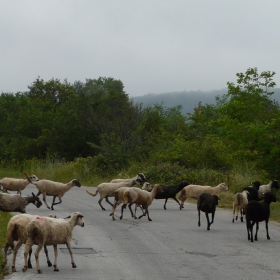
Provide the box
[1,1,280,97]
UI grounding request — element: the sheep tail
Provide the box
[86,190,98,197]
[179,189,185,201]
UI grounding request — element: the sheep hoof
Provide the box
[232,219,234,223]
[241,217,243,222]
[207,228,210,230]
[47,207,50,209]
[47,261,52,267]
[22,266,27,272]
[120,216,123,220]
[11,266,16,272]
[109,213,113,216]
[38,269,42,274]
[28,263,32,268]
[54,265,59,271]
[72,263,76,268]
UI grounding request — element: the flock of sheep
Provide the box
[0,172,279,275]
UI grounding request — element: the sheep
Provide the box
[242,181,261,201]
[110,173,146,184]
[197,192,220,230]
[22,212,85,274]
[245,192,276,242]
[86,179,141,211]
[122,184,163,221]
[25,173,81,210]
[0,192,42,213]
[258,180,279,200]
[110,182,152,220]
[0,174,39,196]
[2,213,56,272]
[154,181,189,210]
[232,190,249,223]
[179,182,228,210]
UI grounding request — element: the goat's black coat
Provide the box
[245,192,276,242]
[155,181,189,209]
[197,192,220,230]
[242,181,261,201]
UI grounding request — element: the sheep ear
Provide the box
[64,215,71,219]
[32,192,35,197]
[78,214,84,218]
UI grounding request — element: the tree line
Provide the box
[0,68,279,179]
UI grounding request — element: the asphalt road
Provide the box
[4,184,280,280]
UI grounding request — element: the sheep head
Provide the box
[32,192,42,208]
[72,179,81,187]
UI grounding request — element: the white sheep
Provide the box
[110,182,152,220]
[0,192,42,213]
[86,179,139,211]
[122,184,163,221]
[232,190,249,223]
[25,173,81,210]
[22,212,84,274]
[258,180,279,200]
[2,213,56,272]
[0,174,39,196]
[110,173,146,184]
[179,182,228,210]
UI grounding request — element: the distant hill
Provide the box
[132,88,280,115]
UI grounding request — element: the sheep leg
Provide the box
[110,201,120,220]
[163,198,168,210]
[53,245,59,271]
[23,238,34,272]
[173,197,182,207]
[44,245,52,266]
[42,193,51,209]
[250,221,255,242]
[205,213,211,230]
[232,205,235,223]
[254,222,259,241]
[2,241,13,268]
[240,209,244,223]
[120,204,128,219]
[139,206,152,221]
[128,203,137,218]
[198,210,201,227]
[105,196,114,207]
[265,219,270,240]
[98,198,106,211]
[34,243,44,274]
[51,196,62,210]
[246,220,252,241]
[27,248,32,268]
[179,200,185,210]
[66,242,76,268]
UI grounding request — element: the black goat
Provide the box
[242,181,261,201]
[197,192,220,230]
[155,181,189,209]
[245,192,276,242]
